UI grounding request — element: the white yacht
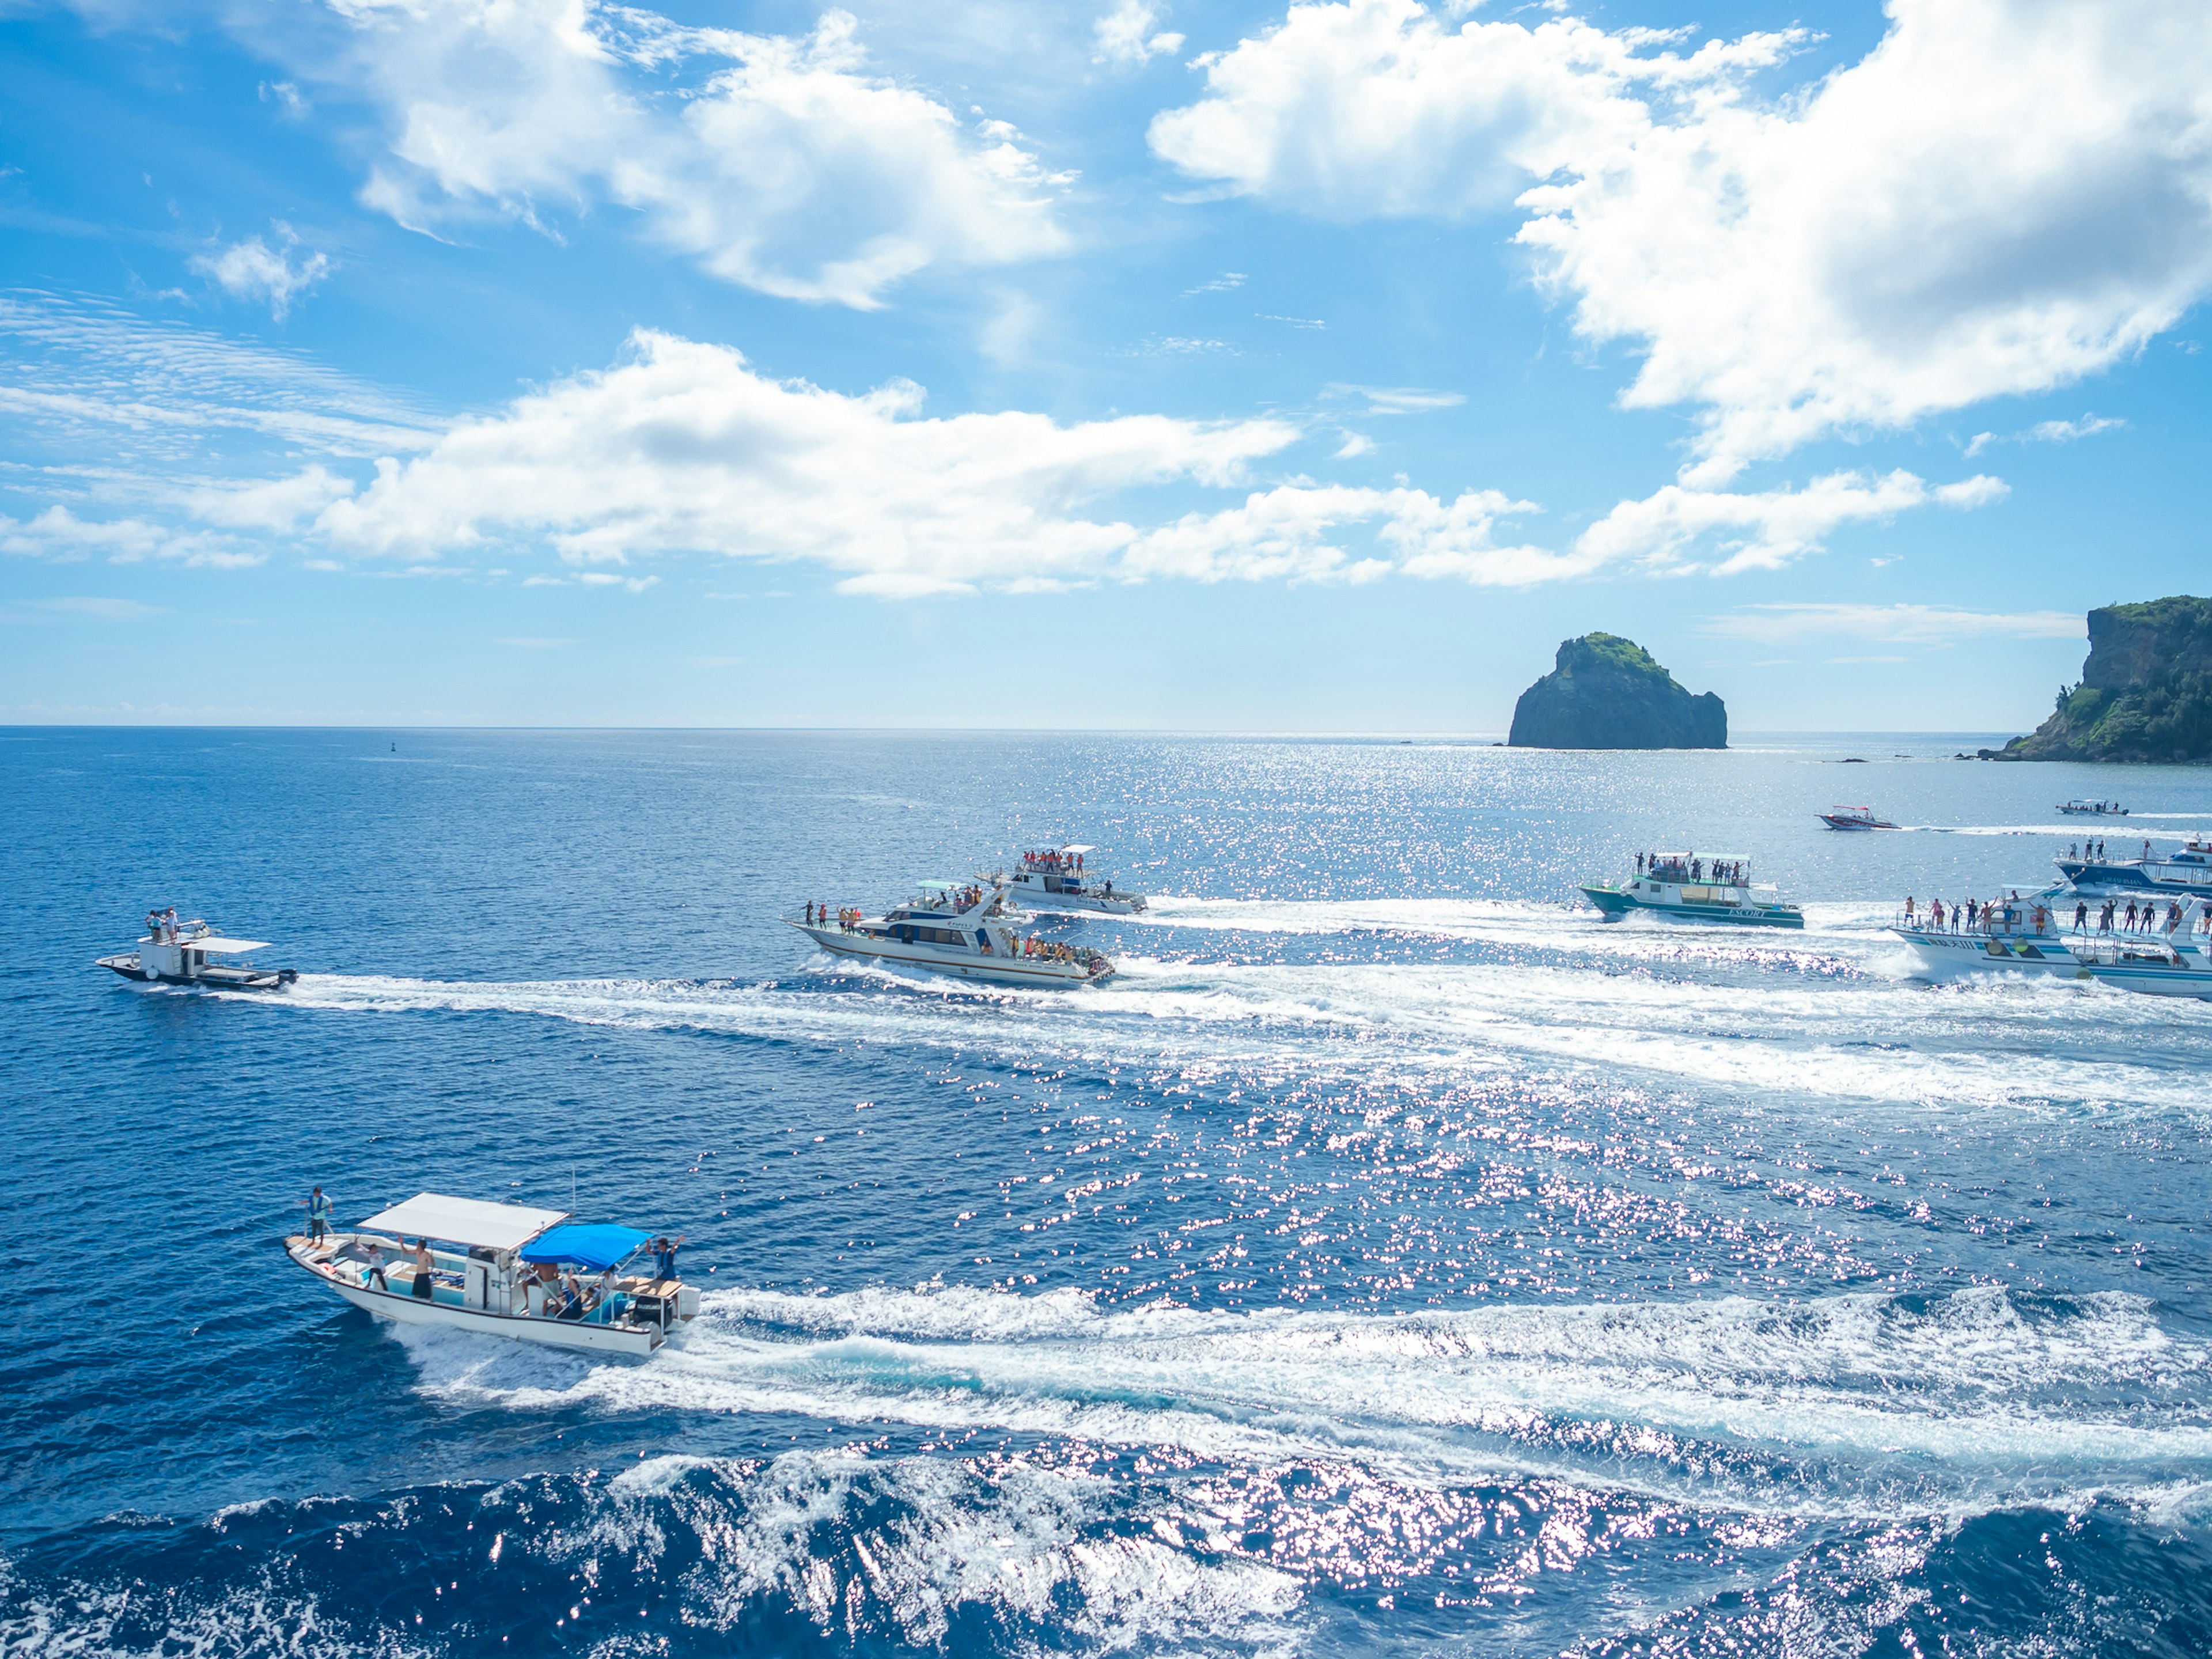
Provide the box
[97,912,296,990]
[791,880,1115,987]
[1888,891,2088,976]
[999,844,1147,914]
[286,1192,698,1356]
[1582,853,1804,929]
[2078,900,2212,998]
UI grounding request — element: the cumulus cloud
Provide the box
[1153,0,2212,480]
[1094,0,1184,66]
[1964,413,2126,458]
[0,505,260,567]
[323,1,1068,308]
[1573,469,2007,575]
[306,328,1560,593]
[183,464,355,529]
[188,225,333,319]
[1702,603,2084,643]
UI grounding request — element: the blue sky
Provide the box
[2,0,2206,729]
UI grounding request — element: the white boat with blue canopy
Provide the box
[285,1192,698,1355]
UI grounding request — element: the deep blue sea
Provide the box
[7,726,2212,1658]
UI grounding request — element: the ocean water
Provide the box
[6,726,2212,1658]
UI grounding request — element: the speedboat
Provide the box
[1888,891,2088,977]
[1582,854,1804,928]
[97,912,296,990]
[999,844,1147,914]
[2059,798,2127,816]
[791,879,1115,987]
[2055,839,2212,899]
[286,1192,697,1356]
[1819,805,1898,830]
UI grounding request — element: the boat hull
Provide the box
[1582,887,1804,929]
[2055,860,2212,899]
[96,952,294,990]
[1889,927,2086,976]
[796,923,1110,987]
[287,1238,663,1354]
[1016,890,1146,915]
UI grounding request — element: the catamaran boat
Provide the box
[97,914,296,990]
[2059,798,2128,816]
[791,880,1115,987]
[1888,891,2088,976]
[1582,854,1804,929]
[1819,805,1899,831]
[2055,839,2212,899]
[286,1192,698,1356]
[999,844,1147,914]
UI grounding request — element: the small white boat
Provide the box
[998,844,1147,914]
[1582,853,1804,928]
[1819,805,1898,831]
[97,913,296,990]
[286,1192,698,1355]
[1888,891,2087,977]
[2059,798,2128,816]
[2078,939,2212,998]
[791,879,1114,986]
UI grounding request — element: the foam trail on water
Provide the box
[393,1286,2212,1524]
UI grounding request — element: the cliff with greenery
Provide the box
[1989,596,2212,763]
[1509,633,1727,749]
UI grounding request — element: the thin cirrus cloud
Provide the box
[1963,414,2126,459]
[306,329,1566,594]
[1702,603,2085,645]
[1150,0,2212,552]
[294,0,1069,309]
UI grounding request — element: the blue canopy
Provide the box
[519,1223,653,1271]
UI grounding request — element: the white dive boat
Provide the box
[97,912,296,990]
[2059,798,2127,816]
[2054,838,2212,900]
[791,879,1115,986]
[2077,899,2212,998]
[1888,891,2087,976]
[286,1192,698,1356]
[998,844,1147,914]
[1582,853,1804,929]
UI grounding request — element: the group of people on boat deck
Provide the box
[143,906,197,942]
[1903,893,2044,934]
[1018,936,1092,964]
[805,902,867,929]
[1634,853,1741,884]
[1024,850,1082,872]
[2077,896,2203,936]
[2067,842,2114,861]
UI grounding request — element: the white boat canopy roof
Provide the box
[1057,844,1094,854]
[356,1192,569,1251]
[184,937,274,954]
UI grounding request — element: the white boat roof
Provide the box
[356,1192,569,1250]
[1058,844,1094,854]
[185,936,273,953]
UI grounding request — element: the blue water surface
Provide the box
[5,727,2212,1657]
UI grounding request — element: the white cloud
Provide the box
[1093,0,1184,66]
[189,225,332,319]
[1702,603,2084,643]
[1573,469,2007,575]
[1966,412,2127,457]
[17,596,168,619]
[303,328,1566,593]
[1333,431,1375,458]
[0,506,260,567]
[1183,271,1245,294]
[1328,384,1465,414]
[1153,0,2212,480]
[182,464,356,529]
[323,1,1068,309]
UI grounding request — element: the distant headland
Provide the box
[1509,633,1728,750]
[1987,595,2212,763]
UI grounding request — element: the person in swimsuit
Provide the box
[411,1240,436,1300]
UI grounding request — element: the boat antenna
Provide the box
[571,1167,577,1213]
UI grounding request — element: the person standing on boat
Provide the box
[365,1241,388,1291]
[2074,900,2088,933]
[306,1185,332,1244]
[411,1239,435,1300]
[653,1234,683,1281]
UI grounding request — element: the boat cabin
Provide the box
[1635,852,1752,888]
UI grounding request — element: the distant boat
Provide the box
[997,844,1147,914]
[791,879,1115,986]
[286,1192,696,1355]
[2059,798,2127,816]
[1819,805,1899,831]
[1583,853,1804,928]
[97,914,296,990]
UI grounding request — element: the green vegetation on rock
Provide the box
[1509,632,1726,749]
[1990,596,2212,763]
